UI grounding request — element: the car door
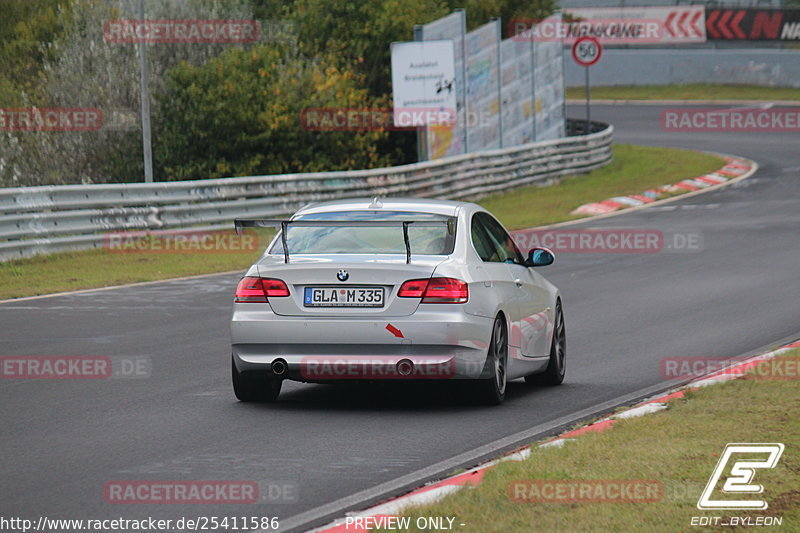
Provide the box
[469,214,521,348]
[478,213,551,357]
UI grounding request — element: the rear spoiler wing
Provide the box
[234,218,456,264]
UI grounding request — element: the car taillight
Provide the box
[422,278,468,303]
[398,277,468,303]
[235,277,266,303]
[235,277,289,303]
[397,279,428,298]
[262,278,290,297]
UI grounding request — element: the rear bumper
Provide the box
[231,305,493,380]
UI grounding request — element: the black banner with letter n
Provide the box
[706,8,800,41]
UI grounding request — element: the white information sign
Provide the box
[391,40,457,127]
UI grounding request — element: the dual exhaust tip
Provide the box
[270,358,416,377]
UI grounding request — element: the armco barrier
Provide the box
[0,119,612,261]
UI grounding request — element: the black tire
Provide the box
[231,357,282,402]
[525,300,565,386]
[477,316,508,405]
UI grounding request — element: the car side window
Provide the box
[471,216,499,262]
[475,213,525,265]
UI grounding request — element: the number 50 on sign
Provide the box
[572,36,602,67]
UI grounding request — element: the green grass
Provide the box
[481,144,724,229]
[0,144,724,300]
[567,83,800,102]
[386,350,800,533]
[0,231,271,300]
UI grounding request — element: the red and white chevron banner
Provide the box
[566,6,705,44]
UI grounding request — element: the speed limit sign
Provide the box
[572,37,602,67]
[573,37,601,135]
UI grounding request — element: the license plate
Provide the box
[304,287,384,308]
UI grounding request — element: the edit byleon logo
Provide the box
[697,443,784,510]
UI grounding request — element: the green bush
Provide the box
[155,44,393,179]
[0,0,558,185]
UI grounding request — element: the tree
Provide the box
[0,0,259,186]
[287,0,557,164]
[0,0,72,105]
[155,43,392,179]
[0,0,561,186]
[450,0,558,37]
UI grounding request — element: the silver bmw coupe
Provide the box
[230,198,565,404]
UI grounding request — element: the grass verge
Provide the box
[480,144,723,229]
[0,144,724,300]
[566,83,800,102]
[0,233,270,300]
[386,350,800,533]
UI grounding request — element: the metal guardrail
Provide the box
[0,119,613,261]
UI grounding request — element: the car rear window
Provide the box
[269,210,456,255]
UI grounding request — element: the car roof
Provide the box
[295,197,475,217]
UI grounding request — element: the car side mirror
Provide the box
[527,247,554,267]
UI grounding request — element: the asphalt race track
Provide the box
[1,104,799,532]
